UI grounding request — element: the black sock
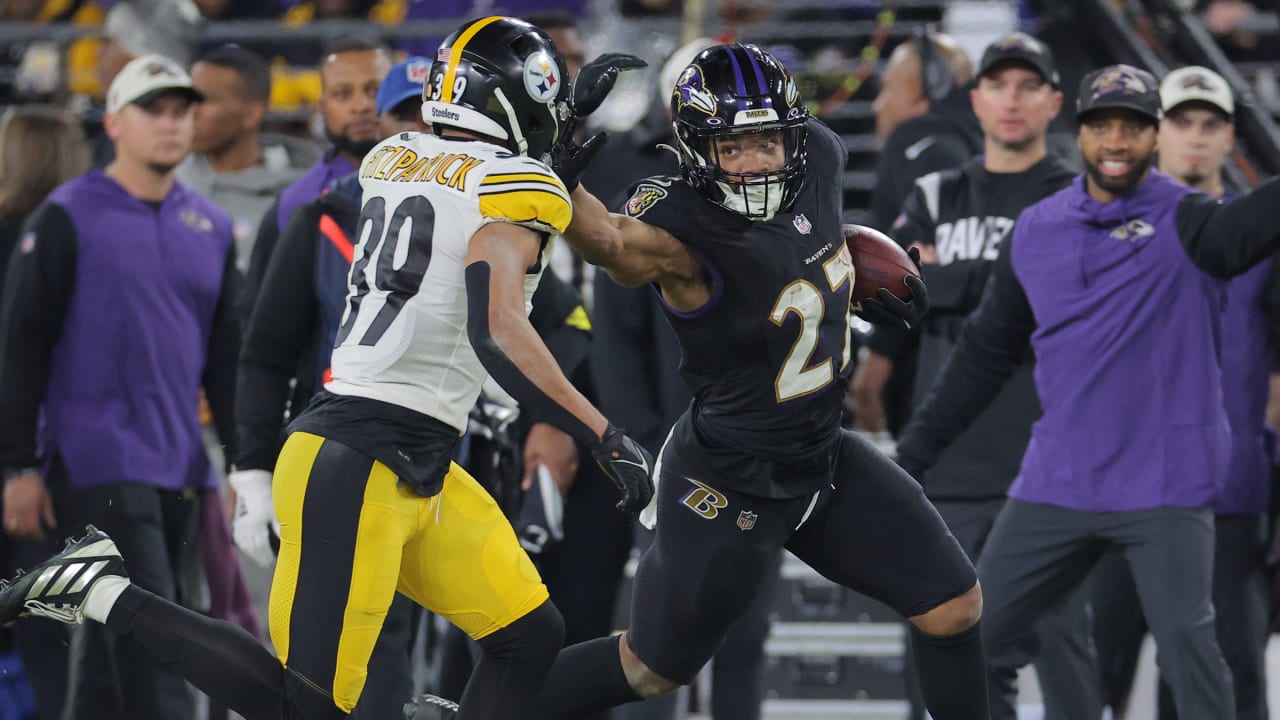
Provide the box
[107,585,286,720]
[910,621,992,720]
[457,600,564,720]
[534,634,643,720]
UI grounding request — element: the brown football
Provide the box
[843,223,919,306]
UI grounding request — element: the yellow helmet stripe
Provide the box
[442,16,505,104]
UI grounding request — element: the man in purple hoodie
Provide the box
[895,63,1280,720]
[0,54,237,720]
[1088,65,1275,720]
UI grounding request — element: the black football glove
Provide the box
[551,131,608,193]
[573,53,648,117]
[856,247,930,328]
[550,53,647,191]
[590,424,655,514]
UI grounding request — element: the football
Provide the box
[843,224,919,306]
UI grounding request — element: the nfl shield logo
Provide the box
[737,511,758,531]
[793,213,812,234]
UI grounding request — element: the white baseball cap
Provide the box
[1160,65,1234,117]
[106,54,203,114]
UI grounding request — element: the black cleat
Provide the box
[403,693,459,720]
[0,525,127,625]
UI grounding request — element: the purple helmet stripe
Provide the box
[726,47,748,97]
[744,48,772,106]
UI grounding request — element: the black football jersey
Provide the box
[892,154,1075,500]
[621,119,852,498]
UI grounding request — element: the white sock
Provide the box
[83,576,130,624]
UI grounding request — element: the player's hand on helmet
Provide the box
[552,132,609,192]
[590,424,655,514]
[856,247,930,329]
[551,54,647,191]
[229,469,279,568]
[571,53,648,118]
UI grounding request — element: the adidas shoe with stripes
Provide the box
[403,693,459,719]
[0,525,127,625]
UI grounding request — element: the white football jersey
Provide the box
[326,132,572,433]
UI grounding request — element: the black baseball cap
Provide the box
[977,32,1060,88]
[1076,64,1161,123]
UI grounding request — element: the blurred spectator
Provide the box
[887,33,1092,720]
[0,103,91,720]
[869,28,980,231]
[853,30,978,446]
[0,106,91,279]
[178,45,320,269]
[1090,65,1273,720]
[71,0,203,102]
[241,36,389,314]
[71,0,204,166]
[895,63,1280,720]
[0,54,238,720]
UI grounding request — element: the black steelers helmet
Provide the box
[422,16,570,161]
[670,43,809,220]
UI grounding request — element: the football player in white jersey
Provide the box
[0,17,652,720]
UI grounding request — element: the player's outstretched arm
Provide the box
[465,222,655,513]
[563,183,701,289]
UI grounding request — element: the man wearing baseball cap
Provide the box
[1158,65,1235,197]
[895,61,1280,720]
[1088,64,1272,720]
[886,31,1097,720]
[0,52,237,719]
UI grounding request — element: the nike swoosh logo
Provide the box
[614,458,651,475]
[904,136,936,160]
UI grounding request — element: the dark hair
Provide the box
[320,35,391,60]
[0,106,91,222]
[197,46,272,104]
[520,10,580,32]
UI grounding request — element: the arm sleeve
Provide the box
[240,197,282,319]
[524,266,592,423]
[203,245,241,470]
[0,204,77,470]
[895,228,1036,474]
[233,203,321,471]
[1178,175,1280,279]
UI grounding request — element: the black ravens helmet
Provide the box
[670,43,809,221]
[422,16,570,161]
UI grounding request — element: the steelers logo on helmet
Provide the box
[523,50,561,104]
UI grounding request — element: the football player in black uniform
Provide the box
[526,43,989,720]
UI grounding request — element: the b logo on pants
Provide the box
[680,478,728,519]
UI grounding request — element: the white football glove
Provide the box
[228,469,279,568]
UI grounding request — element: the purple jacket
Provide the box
[1010,172,1229,510]
[39,172,233,490]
